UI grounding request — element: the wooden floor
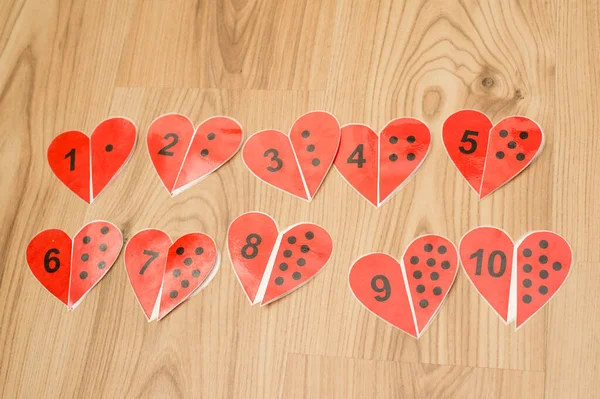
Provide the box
[1,0,598,398]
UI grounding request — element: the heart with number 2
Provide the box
[442,110,544,199]
[228,212,333,305]
[459,227,572,329]
[349,235,458,338]
[242,111,341,201]
[124,229,220,321]
[147,114,243,196]
[48,118,137,203]
[26,221,123,309]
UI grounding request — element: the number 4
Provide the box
[347,144,366,168]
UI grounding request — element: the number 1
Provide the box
[139,249,159,275]
[65,148,76,171]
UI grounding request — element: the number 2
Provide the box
[139,249,159,275]
[65,148,76,171]
[371,274,391,302]
[158,133,179,156]
[347,144,366,168]
[459,130,479,154]
[264,149,283,172]
[472,249,507,278]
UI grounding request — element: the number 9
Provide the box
[371,274,391,302]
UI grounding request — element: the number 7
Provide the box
[139,249,159,275]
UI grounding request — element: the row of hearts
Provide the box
[48,110,544,206]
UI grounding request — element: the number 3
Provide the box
[264,149,283,172]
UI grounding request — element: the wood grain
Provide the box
[0,0,598,397]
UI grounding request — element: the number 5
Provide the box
[459,130,479,154]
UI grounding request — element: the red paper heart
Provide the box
[334,118,431,207]
[442,111,544,199]
[228,212,333,305]
[26,221,123,309]
[147,114,243,196]
[47,118,137,203]
[242,111,340,201]
[349,235,458,338]
[124,230,219,321]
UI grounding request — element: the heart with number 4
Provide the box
[242,111,341,201]
[48,118,137,203]
[26,221,123,309]
[124,229,220,321]
[349,235,458,338]
[334,118,431,207]
[147,114,243,196]
[228,212,333,305]
[459,227,572,329]
[442,110,544,199]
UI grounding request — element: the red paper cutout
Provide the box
[147,114,243,195]
[242,111,340,201]
[47,118,137,203]
[334,118,431,207]
[26,221,123,310]
[348,235,458,338]
[228,212,333,305]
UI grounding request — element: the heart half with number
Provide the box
[124,229,220,321]
[147,114,243,196]
[334,118,431,207]
[242,111,341,201]
[442,110,544,199]
[26,221,123,309]
[348,235,458,338]
[47,117,137,203]
[228,212,333,305]
[459,227,572,329]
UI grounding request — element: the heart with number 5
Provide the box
[349,235,458,338]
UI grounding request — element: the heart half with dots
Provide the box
[227,212,333,305]
[26,221,123,309]
[124,229,220,321]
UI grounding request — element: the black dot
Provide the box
[201,149,209,157]
[426,258,436,267]
[407,153,416,161]
[389,154,398,162]
[523,264,532,273]
[195,247,204,255]
[307,144,315,152]
[410,256,419,265]
[184,257,192,266]
[413,270,422,279]
[286,237,296,246]
[430,272,439,281]
[539,270,549,279]
[169,290,178,299]
[283,250,292,258]
[97,261,106,269]
[516,153,525,161]
[523,279,532,288]
[539,285,549,295]
[173,269,181,277]
[301,245,309,253]
[433,287,442,296]
[441,261,451,270]
[437,246,447,254]
[519,131,528,139]
[176,247,185,255]
[312,158,320,166]
[297,258,306,266]
[496,151,505,159]
[424,244,433,252]
[81,253,89,262]
[539,255,548,264]
[508,141,517,149]
[523,294,532,304]
[305,232,314,240]
[101,226,109,234]
[279,263,288,271]
[416,284,425,293]
[523,248,532,257]
[181,280,189,288]
[192,269,200,278]
[552,262,562,271]
[389,136,398,144]
[83,236,91,244]
[79,271,88,279]
[301,130,310,138]
[105,144,113,152]
[99,244,107,252]
[407,135,416,144]
[292,272,301,280]
[499,129,508,138]
[419,299,429,308]
[539,240,549,249]
[275,277,284,285]
[207,132,216,140]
